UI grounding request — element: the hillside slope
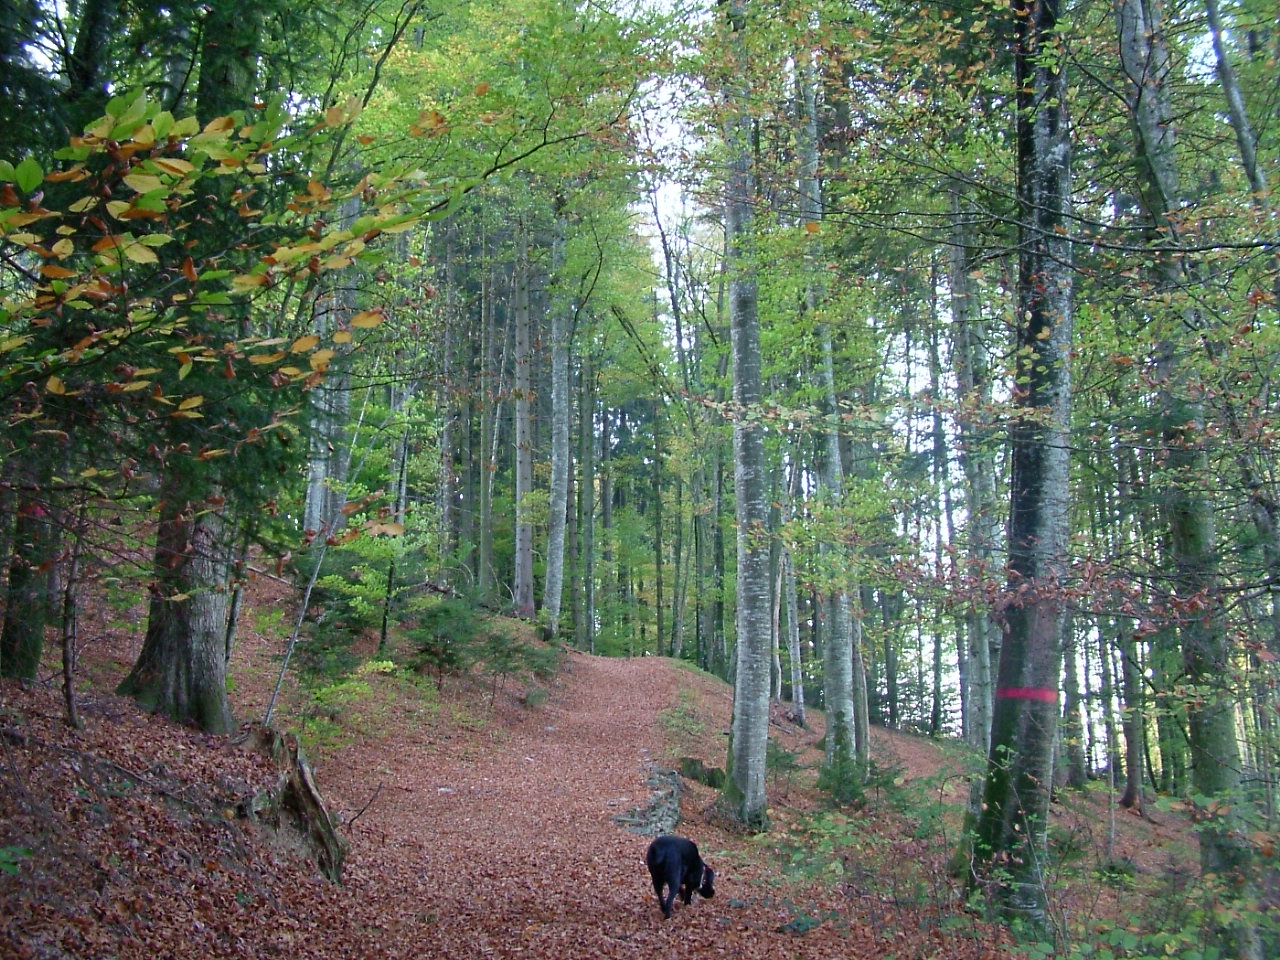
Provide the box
[2,606,1195,958]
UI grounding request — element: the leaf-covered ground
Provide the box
[1,578,1197,959]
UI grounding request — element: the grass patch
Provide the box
[659,688,707,748]
[291,658,439,756]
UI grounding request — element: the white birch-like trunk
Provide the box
[513,224,536,619]
[303,196,358,538]
[797,48,866,779]
[947,187,1000,752]
[723,0,770,830]
[543,221,572,633]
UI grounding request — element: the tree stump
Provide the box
[239,722,347,883]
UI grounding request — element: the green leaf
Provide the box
[15,157,43,193]
[152,111,174,139]
[0,160,14,182]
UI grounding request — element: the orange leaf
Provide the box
[351,309,384,329]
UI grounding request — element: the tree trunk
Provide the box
[303,203,357,539]
[577,347,597,652]
[1204,0,1266,197]
[119,486,233,734]
[1,484,53,680]
[1117,1,1259,954]
[513,222,536,619]
[118,0,258,735]
[542,219,572,634]
[1117,627,1145,809]
[721,0,770,831]
[970,0,1074,926]
[652,410,666,654]
[477,270,503,602]
[1060,623,1088,789]
[948,185,1000,752]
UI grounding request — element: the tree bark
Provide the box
[1117,1,1259,954]
[970,0,1074,927]
[948,186,1000,752]
[721,0,770,831]
[513,221,536,619]
[577,347,597,652]
[119,485,233,734]
[543,216,572,634]
[1,483,53,680]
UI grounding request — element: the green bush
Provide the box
[406,599,485,687]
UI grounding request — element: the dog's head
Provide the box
[698,865,715,899]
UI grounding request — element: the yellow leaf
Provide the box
[367,521,406,537]
[40,264,77,279]
[68,196,99,214]
[249,352,286,365]
[232,273,270,291]
[46,375,66,395]
[309,349,334,371]
[124,173,164,193]
[106,200,132,220]
[380,218,420,235]
[52,238,74,258]
[123,242,158,264]
[351,309,384,329]
[0,335,32,354]
[290,335,320,353]
[153,158,196,177]
[178,395,204,410]
[203,115,235,134]
[121,380,151,392]
[333,331,352,344]
[804,221,820,234]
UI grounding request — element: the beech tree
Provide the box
[1115,0,1261,953]
[969,0,1073,927]
[718,0,771,830]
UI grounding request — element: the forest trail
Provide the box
[308,649,995,959]
[5,637,1175,959]
[319,652,753,958]
[6,638,976,960]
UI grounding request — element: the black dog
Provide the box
[645,835,715,919]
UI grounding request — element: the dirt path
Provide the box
[2,602,1193,959]
[322,652,752,958]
